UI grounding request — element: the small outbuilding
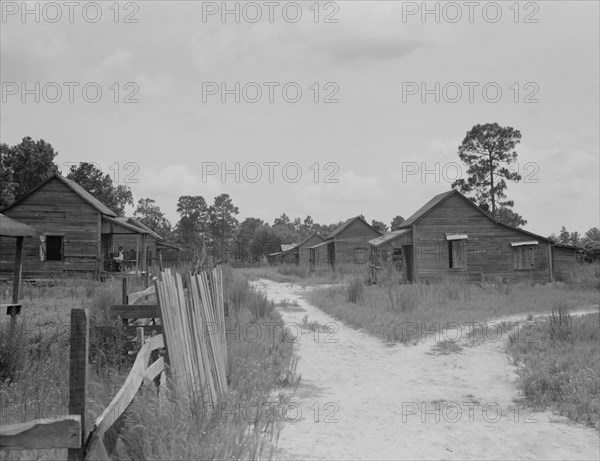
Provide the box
[309,216,382,271]
[281,233,325,265]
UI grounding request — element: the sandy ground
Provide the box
[253,279,600,461]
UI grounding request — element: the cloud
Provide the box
[294,170,385,206]
[138,163,222,200]
[319,35,423,65]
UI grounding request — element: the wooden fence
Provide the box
[155,267,228,408]
[0,266,228,460]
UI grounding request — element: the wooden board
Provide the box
[109,304,161,319]
[0,416,81,449]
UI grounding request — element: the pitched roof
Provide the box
[368,228,411,248]
[1,173,117,217]
[281,244,297,252]
[283,233,326,253]
[104,216,149,234]
[399,189,551,243]
[308,241,330,250]
[327,216,382,239]
[0,214,36,237]
[399,190,454,228]
[118,217,164,240]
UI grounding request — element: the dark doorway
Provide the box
[403,245,414,282]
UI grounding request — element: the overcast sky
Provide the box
[2,1,598,236]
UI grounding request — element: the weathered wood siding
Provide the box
[0,178,100,277]
[309,243,331,267]
[331,220,381,265]
[412,194,552,283]
[554,246,579,282]
[296,234,326,265]
[370,231,413,281]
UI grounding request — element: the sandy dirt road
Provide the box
[253,279,600,461]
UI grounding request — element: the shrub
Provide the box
[548,301,572,342]
[346,277,364,303]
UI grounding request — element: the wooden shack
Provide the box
[267,244,296,265]
[0,174,150,278]
[371,189,568,284]
[368,228,414,282]
[282,233,326,265]
[309,216,382,271]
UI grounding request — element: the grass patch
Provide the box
[306,278,599,344]
[0,269,296,460]
[428,340,464,355]
[115,267,297,460]
[238,263,369,286]
[507,307,600,428]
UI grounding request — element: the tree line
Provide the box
[0,137,406,262]
[2,128,599,263]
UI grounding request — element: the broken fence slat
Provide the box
[0,415,81,450]
[109,304,161,320]
[127,285,156,305]
[91,334,164,440]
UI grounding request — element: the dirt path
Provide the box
[253,279,600,461]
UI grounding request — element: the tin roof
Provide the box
[368,228,411,248]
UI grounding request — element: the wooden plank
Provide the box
[189,274,216,405]
[109,304,161,319]
[68,309,89,461]
[127,285,156,305]
[91,334,164,439]
[12,236,23,305]
[144,357,165,382]
[0,415,81,450]
[2,303,21,316]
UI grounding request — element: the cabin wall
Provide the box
[413,194,551,283]
[332,220,381,265]
[554,246,579,282]
[309,243,331,268]
[0,178,99,277]
[370,232,413,281]
[297,235,326,265]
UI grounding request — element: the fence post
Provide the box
[68,309,89,461]
[122,277,128,305]
[122,277,129,326]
